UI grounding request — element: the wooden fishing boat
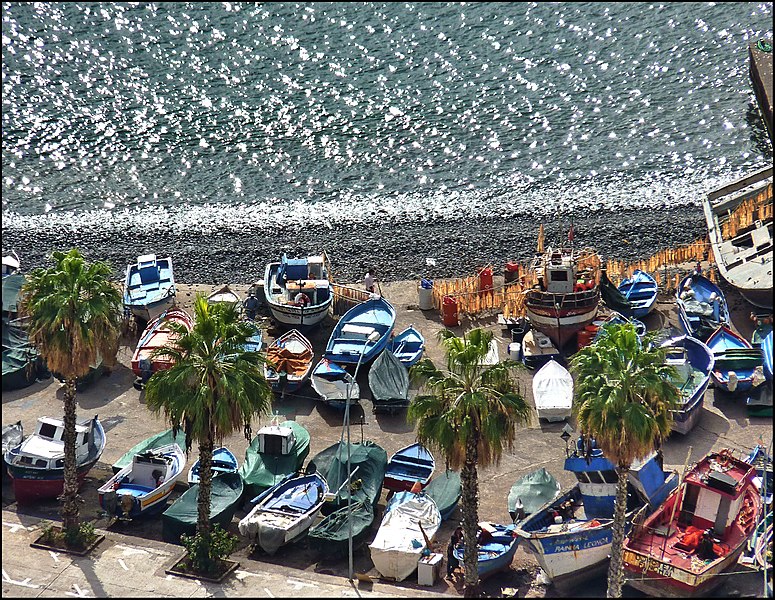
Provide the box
[368,490,442,581]
[369,348,410,414]
[508,467,561,521]
[389,325,425,367]
[616,269,659,318]
[521,329,560,370]
[130,306,193,388]
[1,249,20,277]
[206,284,241,308]
[702,166,773,309]
[325,296,396,365]
[264,253,333,328]
[310,358,359,409]
[592,311,647,343]
[532,359,573,422]
[659,334,715,435]
[123,254,176,322]
[676,273,730,343]
[162,471,243,544]
[187,446,239,485]
[705,324,764,394]
[383,442,434,493]
[524,246,600,350]
[112,428,187,474]
[5,415,106,505]
[98,443,185,520]
[623,449,762,597]
[264,329,314,395]
[2,421,23,479]
[423,469,461,521]
[453,522,520,580]
[238,472,329,554]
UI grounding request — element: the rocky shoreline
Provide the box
[2,207,707,285]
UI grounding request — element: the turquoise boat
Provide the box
[187,446,239,485]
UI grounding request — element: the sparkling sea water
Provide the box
[2,2,773,237]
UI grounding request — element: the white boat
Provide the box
[264,329,314,395]
[532,360,573,422]
[122,254,176,322]
[207,285,242,308]
[264,254,333,328]
[521,329,560,370]
[311,358,359,409]
[368,490,441,581]
[1,250,20,277]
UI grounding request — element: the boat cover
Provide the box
[369,349,409,406]
[311,359,359,402]
[266,343,312,376]
[532,359,573,420]
[598,269,636,316]
[113,428,188,473]
[2,320,40,391]
[423,469,461,520]
[508,467,562,518]
[1,274,25,315]
[308,498,374,557]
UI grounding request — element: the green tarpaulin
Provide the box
[508,467,561,519]
[368,349,410,412]
[112,428,188,473]
[2,274,25,315]
[307,498,374,558]
[424,469,461,520]
[599,269,636,317]
[2,317,40,391]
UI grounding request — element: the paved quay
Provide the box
[2,275,771,598]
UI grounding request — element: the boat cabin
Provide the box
[272,255,330,306]
[125,451,171,488]
[564,438,619,518]
[256,424,296,456]
[11,417,93,469]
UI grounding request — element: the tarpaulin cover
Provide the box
[598,269,635,316]
[308,498,374,557]
[369,349,409,403]
[267,344,313,376]
[112,428,188,474]
[532,359,573,415]
[2,274,25,315]
[508,467,561,517]
[423,469,461,520]
[2,318,39,390]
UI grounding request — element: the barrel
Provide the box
[577,329,596,350]
[504,262,520,284]
[478,267,493,293]
[442,295,459,327]
[418,278,434,311]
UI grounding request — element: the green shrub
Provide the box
[180,525,239,574]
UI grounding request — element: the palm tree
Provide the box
[20,248,122,535]
[570,323,679,598]
[144,295,273,569]
[408,327,531,597]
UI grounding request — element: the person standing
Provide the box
[244,291,259,320]
[446,526,463,579]
[364,268,376,293]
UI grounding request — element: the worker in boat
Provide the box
[294,292,311,307]
[696,529,717,560]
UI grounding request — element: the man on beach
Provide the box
[364,268,376,293]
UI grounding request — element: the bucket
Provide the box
[442,295,459,327]
[478,267,494,294]
[577,329,596,350]
[508,342,521,361]
[418,278,434,311]
[504,262,520,284]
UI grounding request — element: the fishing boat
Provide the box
[676,273,730,343]
[187,446,239,485]
[369,348,410,414]
[2,273,45,391]
[238,471,329,555]
[453,522,520,580]
[423,469,461,521]
[389,325,425,367]
[310,358,359,409]
[384,442,435,493]
[324,296,396,365]
[368,490,442,581]
[5,415,106,505]
[622,449,763,597]
[162,471,243,544]
[264,329,314,396]
[2,421,23,479]
[242,320,264,353]
[98,443,185,520]
[307,498,374,559]
[264,253,333,328]
[508,467,561,522]
[705,324,764,394]
[521,329,560,370]
[763,330,773,381]
[130,306,194,388]
[238,419,311,502]
[658,334,715,435]
[515,436,678,587]
[123,254,176,323]
[206,284,241,308]
[1,250,20,277]
[616,269,659,318]
[702,165,773,309]
[592,311,647,343]
[524,246,600,350]
[532,359,573,422]
[744,444,773,506]
[112,428,188,474]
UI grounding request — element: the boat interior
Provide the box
[260,479,324,516]
[126,255,173,301]
[267,256,330,307]
[266,335,313,379]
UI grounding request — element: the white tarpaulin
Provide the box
[532,359,573,422]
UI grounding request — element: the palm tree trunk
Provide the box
[61,379,80,533]
[196,423,214,554]
[460,443,480,598]
[606,464,630,598]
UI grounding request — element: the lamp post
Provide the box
[345,330,381,581]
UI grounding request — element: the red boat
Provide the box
[131,306,193,386]
[622,449,762,597]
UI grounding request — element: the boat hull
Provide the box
[671,395,705,435]
[9,462,95,505]
[264,258,333,328]
[525,289,599,350]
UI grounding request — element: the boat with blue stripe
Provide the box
[617,269,659,318]
[675,273,730,342]
[123,254,176,323]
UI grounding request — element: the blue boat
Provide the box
[187,446,239,485]
[658,333,715,435]
[705,324,763,394]
[762,330,773,381]
[243,320,263,353]
[453,522,520,580]
[389,325,425,367]
[384,442,435,493]
[675,273,730,342]
[324,296,396,365]
[592,311,647,343]
[617,269,658,318]
[744,444,773,506]
[123,254,176,323]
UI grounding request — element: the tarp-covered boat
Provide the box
[423,469,461,521]
[188,446,239,485]
[2,273,46,391]
[264,329,314,395]
[508,467,561,521]
[453,522,520,580]
[307,498,374,559]
[112,428,188,474]
[389,325,425,367]
[310,358,358,409]
[369,349,410,414]
[532,359,573,422]
[384,442,435,493]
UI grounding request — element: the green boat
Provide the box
[307,498,374,559]
[161,471,243,544]
[598,268,636,317]
[424,469,462,521]
[2,274,46,391]
[238,420,310,502]
[112,428,188,474]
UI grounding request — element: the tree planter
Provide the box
[165,554,240,583]
[30,526,105,557]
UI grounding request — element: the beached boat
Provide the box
[659,334,715,435]
[264,254,333,328]
[238,419,311,502]
[744,444,773,506]
[521,329,560,370]
[532,359,573,422]
[324,296,396,365]
[384,442,435,493]
[264,329,314,396]
[187,446,239,485]
[525,246,600,350]
[702,166,773,309]
[2,274,45,391]
[5,415,106,505]
[98,443,185,520]
[453,522,520,580]
[242,320,264,353]
[112,427,188,474]
[369,348,410,414]
[763,330,773,381]
[389,325,425,367]
[676,273,730,343]
[2,421,23,479]
[307,498,374,559]
[206,284,241,308]
[423,469,461,521]
[162,471,243,544]
[508,467,561,522]
[238,471,329,554]
[705,324,764,394]
[592,311,647,343]
[310,358,359,409]
[1,250,20,277]
[623,449,762,597]
[130,306,193,388]
[123,254,176,323]
[617,269,659,318]
[368,490,442,581]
